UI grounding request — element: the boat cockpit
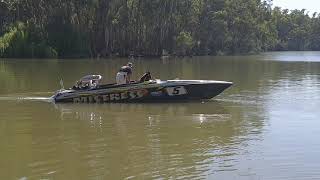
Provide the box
[72,75,102,90]
[71,72,154,90]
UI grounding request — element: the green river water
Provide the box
[0,51,320,179]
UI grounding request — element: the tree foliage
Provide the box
[0,22,57,58]
[0,0,319,58]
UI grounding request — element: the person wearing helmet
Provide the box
[116,62,133,84]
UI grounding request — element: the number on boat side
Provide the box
[166,86,187,96]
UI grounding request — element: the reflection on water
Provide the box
[262,51,320,62]
[1,52,320,179]
[0,99,265,179]
[53,102,262,179]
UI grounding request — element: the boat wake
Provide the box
[0,92,54,103]
[214,93,265,106]
[0,96,53,102]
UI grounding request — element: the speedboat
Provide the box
[52,74,232,103]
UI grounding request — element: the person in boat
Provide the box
[116,62,133,84]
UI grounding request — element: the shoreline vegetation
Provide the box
[1,0,320,59]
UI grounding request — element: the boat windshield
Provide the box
[73,75,102,89]
[138,72,152,83]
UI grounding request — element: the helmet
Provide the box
[127,62,133,67]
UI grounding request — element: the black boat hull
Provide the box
[52,80,232,103]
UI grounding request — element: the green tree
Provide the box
[0,0,320,58]
[176,31,194,56]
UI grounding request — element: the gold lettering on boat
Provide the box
[102,95,110,102]
[72,89,148,103]
[73,97,81,103]
[120,92,128,99]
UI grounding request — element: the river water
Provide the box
[0,52,320,180]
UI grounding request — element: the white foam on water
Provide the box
[214,94,264,106]
[0,93,54,102]
[20,97,53,102]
